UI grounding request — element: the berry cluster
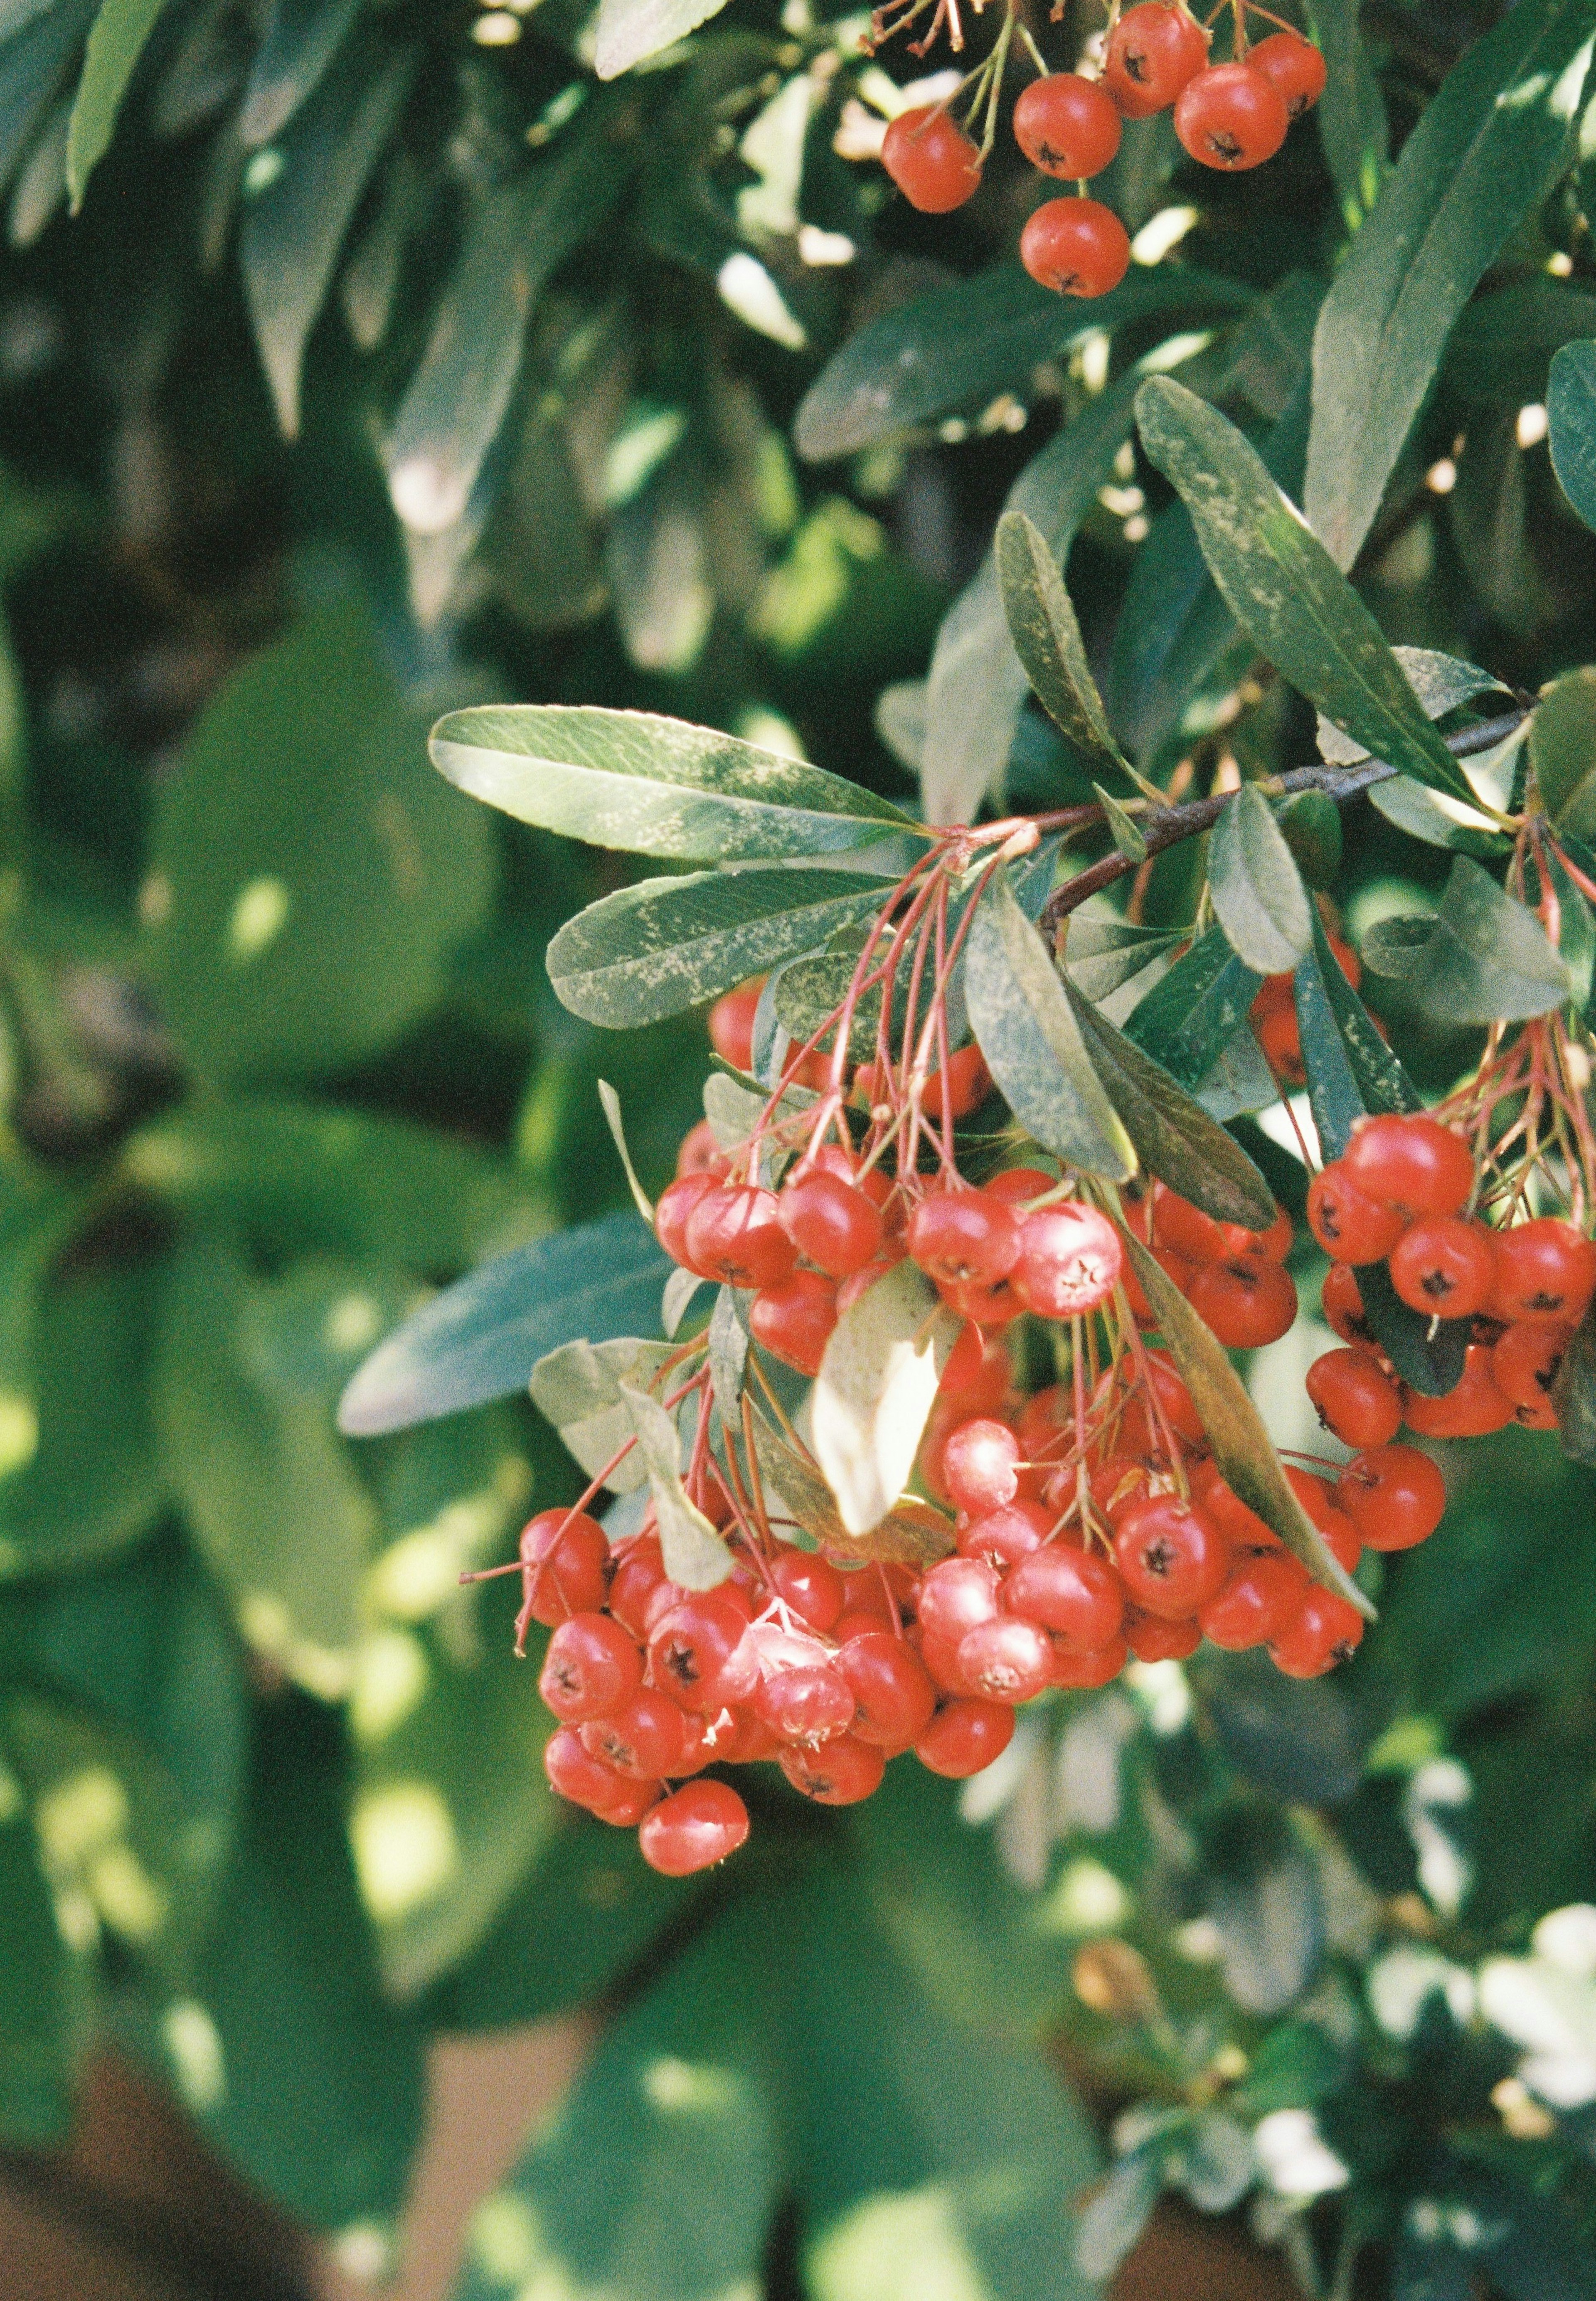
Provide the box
[1307,1112,1596,1443]
[876,1,1326,300]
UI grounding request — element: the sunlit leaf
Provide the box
[812,1260,957,1538]
[747,1409,953,1572]
[618,1381,733,1589]
[528,1336,674,1494]
[594,0,731,79]
[994,509,1126,778]
[65,0,167,210]
[1208,784,1313,975]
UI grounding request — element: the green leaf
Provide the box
[812,1260,957,1538]
[1304,0,1596,570]
[596,1080,655,1223]
[1094,782,1147,864]
[1123,1234,1372,1616]
[1365,777,1509,856]
[1125,922,1264,1093]
[528,1337,675,1494]
[239,0,362,147]
[142,599,495,1085]
[965,869,1136,1181]
[793,261,1251,461]
[1208,783,1314,974]
[1357,855,1570,1026]
[707,1285,748,1426]
[1448,284,1596,407]
[65,0,167,210]
[1135,377,1476,802]
[1305,0,1388,231]
[1530,663,1596,836]
[1315,645,1508,765]
[0,0,95,202]
[1064,916,1185,1001]
[1076,2148,1164,2283]
[618,1381,734,1589]
[1552,1294,1596,1463]
[0,1779,71,2144]
[994,510,1126,776]
[1549,338,1596,531]
[1544,841,1596,1013]
[240,35,414,436]
[432,703,915,862]
[594,0,730,79]
[747,1407,953,1572]
[1060,975,1275,1228]
[1292,915,1423,1163]
[546,867,890,1029]
[338,1210,672,1437]
[1352,1256,1470,1399]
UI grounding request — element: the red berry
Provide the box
[1389,1217,1497,1320]
[685,1185,798,1289]
[916,1555,1001,1644]
[750,1270,839,1375]
[1305,1348,1403,1449]
[1013,72,1123,177]
[1248,31,1327,118]
[835,1251,907,1316]
[589,1777,665,1828]
[676,1118,728,1179]
[957,1615,1053,1704]
[1199,1554,1310,1651]
[1105,0,1209,117]
[1020,197,1131,298]
[780,1733,886,1805]
[1125,1611,1201,1662]
[639,1781,750,1875]
[579,1690,689,1779]
[1174,61,1289,170]
[1492,1320,1573,1413]
[1400,1345,1513,1440]
[914,1697,1015,1777]
[837,1632,938,1746]
[1154,1186,1230,1263]
[1254,1001,1306,1088]
[881,103,983,212]
[1344,1114,1475,1220]
[907,1188,1022,1288]
[1270,1588,1365,1678]
[539,1612,643,1722]
[1003,1540,1126,1648]
[1306,1161,1407,1264]
[959,1496,1052,1569]
[808,1144,892,1208]
[1113,1495,1229,1618]
[941,1417,1022,1515]
[656,1172,719,1274]
[1114,1350,1207,1451]
[1336,1444,1446,1552]
[926,1042,992,1118]
[937,1273,1025,1328]
[778,1169,884,1277]
[1049,1635,1131,1686]
[708,979,764,1070]
[648,1591,758,1711]
[1321,1263,1374,1345]
[1012,1201,1125,1316]
[544,1725,626,1809]
[1186,1253,1298,1348]
[754,1660,856,1745]
[1488,1217,1596,1325]
[938,1321,1012,1409]
[517,1508,610,1628]
[984,1166,1056,1205]
[1221,1205,1294,1263]
[767,1547,846,1633]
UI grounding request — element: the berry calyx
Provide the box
[1491,1321,1572,1414]
[1020,198,1132,299]
[580,1690,688,1779]
[780,1734,887,1804]
[881,105,983,213]
[1174,61,1289,171]
[648,1591,758,1711]
[1389,1217,1497,1320]
[1104,1,1209,118]
[1112,1495,1230,1618]
[1012,1201,1124,1316]
[639,1781,750,1875]
[1012,73,1123,179]
[754,1660,856,1745]
[1270,1587,1365,1678]
[1248,31,1328,118]
[957,1615,1053,1703]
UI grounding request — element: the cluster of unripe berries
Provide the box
[879,2,1327,298]
[1306,1112,1596,1442]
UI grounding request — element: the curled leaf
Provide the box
[618,1382,733,1590]
[811,1260,958,1537]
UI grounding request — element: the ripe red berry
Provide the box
[1113,1495,1229,1618]
[579,1690,689,1779]
[941,1417,1022,1515]
[1247,31,1328,117]
[1389,1217,1497,1320]
[778,1168,884,1276]
[1013,72,1123,177]
[539,1612,643,1723]
[1488,1217,1596,1325]
[1174,61,1289,170]
[517,1508,610,1628]
[607,1535,667,1640]
[1400,1346,1514,1440]
[1154,1186,1230,1264]
[1020,197,1131,298]
[1104,1,1209,117]
[685,1185,798,1290]
[837,1632,938,1747]
[544,1724,626,1810]
[1254,1001,1306,1087]
[881,103,983,213]
[984,1165,1057,1205]
[1199,1554,1310,1651]
[1012,1202,1125,1316]
[1336,1443,1446,1552]
[639,1780,750,1875]
[1321,1263,1374,1345]
[1050,1634,1131,1686]
[707,978,764,1070]
[938,1274,1025,1328]
[957,1615,1054,1704]
[959,1496,1051,1569]
[927,1042,992,1117]
[749,1270,839,1375]
[676,1118,728,1178]
[1491,1321,1573,1414]
[1125,1611,1201,1662]
[1306,1161,1407,1263]
[917,1555,1001,1644]
[1344,1113,1475,1220]
[781,1733,887,1804]
[754,1661,856,1746]
[1270,1587,1365,1678]
[938,1320,1012,1409]
[767,1547,846,1633]
[655,1172,719,1273]
[1305,1348,1403,1449]
[648,1591,758,1711]
[907,1188,1022,1288]
[1003,1540,1126,1648]
[1186,1253,1298,1348]
[1221,1204,1294,1263]
[589,1777,665,1829]
[915,1697,1015,1777]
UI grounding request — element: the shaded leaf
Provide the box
[995,509,1125,776]
[65,0,166,210]
[1208,783,1313,974]
[1306,0,1388,230]
[338,1210,670,1437]
[1136,377,1476,802]
[1125,922,1264,1093]
[239,0,362,147]
[1094,782,1147,864]
[1293,915,1423,1163]
[1353,1256,1470,1399]
[594,0,731,79]
[432,702,914,861]
[662,1265,705,1339]
[528,1337,675,1494]
[1357,856,1569,1026]
[1123,1235,1372,1615]
[0,0,95,202]
[1076,2148,1163,2283]
[1552,1294,1596,1463]
[1193,1647,1374,1804]
[0,1775,70,2144]
[1304,0,1596,569]
[811,1260,957,1538]
[707,1284,748,1425]
[1447,283,1596,408]
[618,1382,733,1589]
[965,869,1135,1181]
[597,1080,654,1223]
[1529,663,1596,837]
[1549,337,1596,532]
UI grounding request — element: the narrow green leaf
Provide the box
[965,870,1135,1181]
[594,0,729,77]
[1136,377,1476,802]
[546,868,889,1030]
[432,703,916,862]
[1060,973,1275,1229]
[0,0,96,205]
[1356,855,1570,1026]
[1549,339,1596,531]
[1353,1256,1470,1399]
[811,1260,957,1537]
[1305,0,1388,231]
[1304,0,1596,569]
[596,1080,654,1223]
[66,0,167,210]
[528,1337,674,1494]
[1208,784,1313,974]
[707,1284,749,1426]
[1292,916,1422,1163]
[1315,645,1507,765]
[1094,783,1147,864]
[239,0,362,147]
[662,1266,705,1339]
[1366,776,1509,856]
[618,1382,734,1589]
[1123,1235,1373,1616]
[995,510,1126,775]
[1530,664,1596,837]
[747,1407,953,1572]
[1064,916,1185,1001]
[1125,924,1264,1092]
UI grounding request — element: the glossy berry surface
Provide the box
[1305,1348,1403,1449]
[639,1782,750,1875]
[914,1697,1015,1777]
[908,1189,1021,1288]
[778,1168,883,1276]
[1020,198,1131,298]
[685,1185,797,1289]
[1104,1,1209,117]
[1113,1496,1230,1619]
[1013,73,1122,178]
[1344,1113,1475,1219]
[881,105,982,211]
[1488,1218,1596,1323]
[749,1270,839,1375]
[1389,1217,1497,1319]
[1248,30,1328,116]
[1336,1444,1447,1552]
[1174,61,1289,170]
[1306,1162,1407,1263]
[1012,1201,1124,1315]
[1186,1253,1297,1347]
